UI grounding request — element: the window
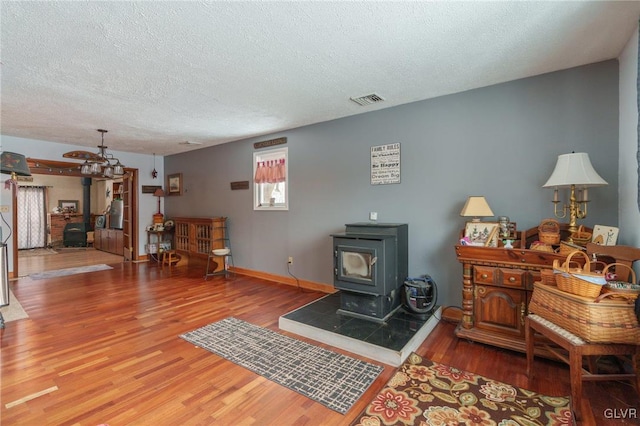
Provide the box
[253,147,288,210]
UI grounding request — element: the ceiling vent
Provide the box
[350,93,385,106]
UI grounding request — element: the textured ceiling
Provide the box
[2,1,640,156]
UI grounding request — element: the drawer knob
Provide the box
[481,274,488,279]
[509,277,516,282]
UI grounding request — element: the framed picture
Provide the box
[167,173,183,196]
[591,225,619,246]
[58,199,78,212]
[465,222,499,247]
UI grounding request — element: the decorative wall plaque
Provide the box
[142,185,162,194]
[370,143,401,185]
[254,137,287,150]
[230,181,249,190]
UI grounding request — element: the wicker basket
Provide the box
[570,225,592,246]
[553,250,606,299]
[539,269,556,286]
[538,219,560,245]
[602,263,640,301]
[558,241,585,256]
[529,282,639,344]
[530,241,555,253]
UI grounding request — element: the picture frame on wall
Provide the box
[167,173,183,196]
[464,222,499,247]
[58,200,79,212]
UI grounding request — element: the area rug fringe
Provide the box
[180,317,383,414]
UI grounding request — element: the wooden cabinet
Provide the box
[454,223,592,353]
[173,217,226,271]
[454,242,569,353]
[95,228,123,256]
[472,266,531,339]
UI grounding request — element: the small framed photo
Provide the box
[465,222,499,247]
[592,225,619,246]
[167,173,183,196]
[58,199,79,212]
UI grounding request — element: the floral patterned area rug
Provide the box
[351,353,573,426]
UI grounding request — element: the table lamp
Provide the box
[153,188,165,224]
[460,196,494,222]
[542,152,607,240]
[1,152,32,189]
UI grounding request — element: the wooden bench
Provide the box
[526,314,639,420]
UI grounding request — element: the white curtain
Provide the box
[17,186,47,249]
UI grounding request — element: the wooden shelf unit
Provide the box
[173,217,226,272]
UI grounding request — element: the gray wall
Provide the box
[165,60,620,308]
[619,25,640,250]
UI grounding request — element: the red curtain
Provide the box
[254,159,285,184]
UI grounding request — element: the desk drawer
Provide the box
[474,266,497,285]
[501,269,527,288]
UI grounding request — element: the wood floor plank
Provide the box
[1,252,637,425]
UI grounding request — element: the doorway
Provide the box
[12,158,139,278]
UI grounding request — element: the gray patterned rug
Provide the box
[180,317,383,414]
[29,264,113,280]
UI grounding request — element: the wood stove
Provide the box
[331,223,408,322]
[63,222,89,247]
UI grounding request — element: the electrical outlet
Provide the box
[288,256,293,265]
[0,206,9,213]
[369,211,378,221]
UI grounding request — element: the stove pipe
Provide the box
[81,177,91,225]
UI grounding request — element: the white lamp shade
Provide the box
[460,196,494,218]
[542,152,607,188]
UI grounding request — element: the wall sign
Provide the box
[230,181,249,190]
[142,185,162,194]
[254,137,287,150]
[370,143,401,185]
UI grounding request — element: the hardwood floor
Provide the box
[17,247,124,277]
[1,261,638,425]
